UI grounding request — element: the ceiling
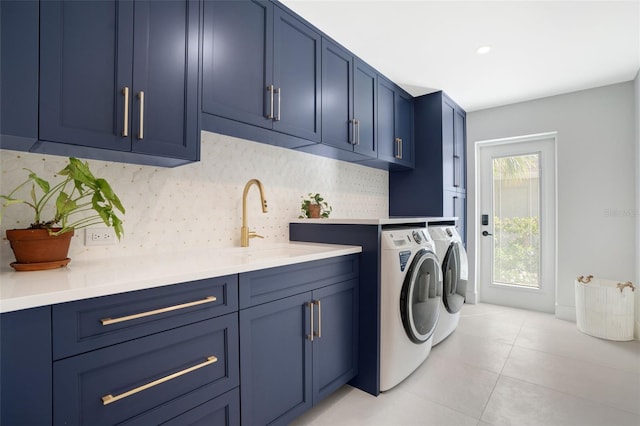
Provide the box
[279,0,640,112]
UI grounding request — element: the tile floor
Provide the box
[291,303,640,426]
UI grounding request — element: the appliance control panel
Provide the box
[381,228,434,250]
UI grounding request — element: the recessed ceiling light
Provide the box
[476,45,492,55]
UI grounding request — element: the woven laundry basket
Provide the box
[574,276,635,341]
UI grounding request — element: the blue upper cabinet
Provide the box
[39,0,133,152]
[131,0,200,160]
[0,0,39,151]
[201,0,321,147]
[321,39,353,152]
[389,91,467,241]
[201,0,274,129]
[321,37,377,160]
[353,59,377,158]
[377,76,414,169]
[273,5,321,142]
[38,0,200,164]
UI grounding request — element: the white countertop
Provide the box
[290,217,457,225]
[0,242,361,313]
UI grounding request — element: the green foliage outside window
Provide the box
[494,216,540,287]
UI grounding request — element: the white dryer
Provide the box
[428,225,468,346]
[380,228,442,391]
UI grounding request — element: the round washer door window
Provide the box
[399,249,442,343]
[442,242,467,314]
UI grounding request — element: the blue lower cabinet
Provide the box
[54,313,239,426]
[240,292,313,426]
[240,278,358,425]
[312,280,359,402]
[0,307,52,425]
[160,388,240,426]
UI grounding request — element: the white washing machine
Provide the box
[380,227,442,391]
[428,225,468,346]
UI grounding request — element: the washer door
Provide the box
[400,249,442,343]
[442,242,467,314]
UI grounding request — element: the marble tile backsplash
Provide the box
[0,131,388,262]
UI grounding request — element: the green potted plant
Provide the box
[299,193,332,219]
[0,157,125,270]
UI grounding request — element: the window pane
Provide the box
[492,154,541,288]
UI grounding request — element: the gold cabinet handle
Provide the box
[355,120,360,145]
[266,85,275,119]
[101,296,217,326]
[122,87,130,137]
[137,91,145,140]
[101,355,218,406]
[306,301,314,341]
[313,300,322,338]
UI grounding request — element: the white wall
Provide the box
[0,131,389,263]
[635,70,639,337]
[467,82,637,321]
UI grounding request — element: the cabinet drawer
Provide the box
[239,255,359,308]
[54,313,239,426]
[53,275,238,360]
[159,387,240,426]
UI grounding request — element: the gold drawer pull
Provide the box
[101,355,218,406]
[101,296,217,326]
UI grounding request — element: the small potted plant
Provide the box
[299,193,332,219]
[0,157,125,270]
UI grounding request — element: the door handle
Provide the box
[121,87,129,137]
[137,91,144,140]
[306,301,314,341]
[266,85,275,119]
[482,230,493,237]
[313,299,321,338]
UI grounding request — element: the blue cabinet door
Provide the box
[321,41,376,159]
[395,88,414,168]
[201,0,273,129]
[0,0,39,150]
[454,107,467,191]
[377,76,413,167]
[312,279,359,403]
[131,0,200,160]
[353,59,377,158]
[1,307,52,425]
[377,76,396,162]
[442,96,456,191]
[321,38,353,151]
[39,0,133,151]
[240,292,313,425]
[273,5,321,142]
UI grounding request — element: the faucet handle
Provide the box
[249,231,264,240]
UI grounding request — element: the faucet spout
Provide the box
[241,179,268,247]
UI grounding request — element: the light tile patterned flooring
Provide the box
[291,303,640,426]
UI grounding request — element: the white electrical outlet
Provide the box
[85,227,117,246]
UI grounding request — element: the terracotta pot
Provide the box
[6,228,74,265]
[308,204,321,218]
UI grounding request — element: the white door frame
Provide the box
[474,132,558,313]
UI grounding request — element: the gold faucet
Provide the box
[241,179,268,247]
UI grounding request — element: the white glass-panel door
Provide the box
[479,136,556,313]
